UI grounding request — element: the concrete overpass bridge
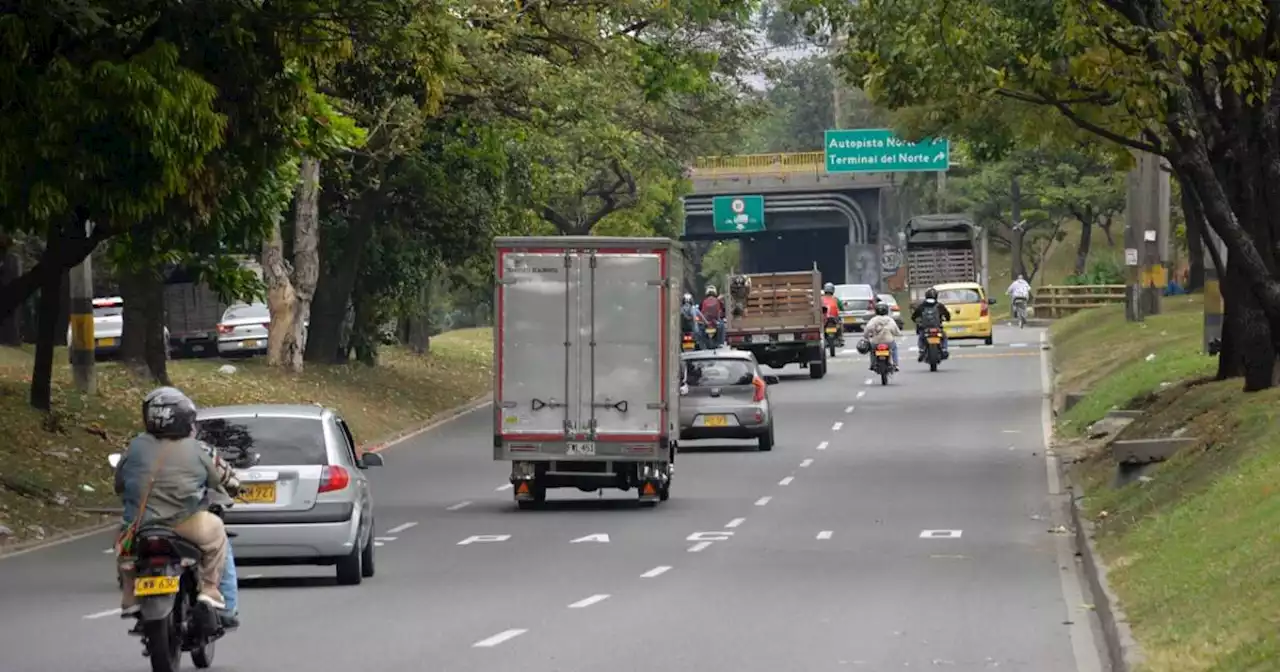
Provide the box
[682,152,909,289]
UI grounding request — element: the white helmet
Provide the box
[705,285,717,296]
[682,293,693,304]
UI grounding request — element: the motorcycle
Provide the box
[872,343,894,385]
[682,331,697,351]
[108,454,230,672]
[1012,296,1029,328]
[823,317,843,357]
[704,325,719,348]
[922,326,945,372]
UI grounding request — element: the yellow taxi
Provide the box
[932,282,995,345]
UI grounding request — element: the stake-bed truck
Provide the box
[493,236,682,509]
[725,269,827,379]
[904,214,989,303]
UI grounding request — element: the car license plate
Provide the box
[241,340,260,348]
[751,334,771,344]
[97,338,117,347]
[778,333,795,342]
[566,442,596,456]
[236,482,277,504]
[702,415,729,427]
[134,576,180,597]
[951,327,966,333]
[927,337,941,344]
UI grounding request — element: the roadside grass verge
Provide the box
[0,328,492,550]
[1052,300,1280,671]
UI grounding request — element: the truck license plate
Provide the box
[750,334,771,344]
[778,333,795,342]
[566,442,596,456]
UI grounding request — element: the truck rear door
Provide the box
[497,250,574,439]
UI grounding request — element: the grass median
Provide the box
[0,328,493,551]
[1051,298,1279,671]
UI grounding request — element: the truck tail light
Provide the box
[751,375,766,402]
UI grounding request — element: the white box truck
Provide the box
[493,236,683,509]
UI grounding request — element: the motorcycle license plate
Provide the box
[706,329,717,336]
[927,337,941,344]
[702,415,729,427]
[875,350,891,357]
[825,327,837,334]
[236,482,277,504]
[682,341,695,350]
[134,576,180,597]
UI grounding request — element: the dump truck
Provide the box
[724,269,827,379]
[492,236,682,509]
[904,214,989,303]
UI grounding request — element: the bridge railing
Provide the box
[691,152,825,178]
[1032,285,1126,318]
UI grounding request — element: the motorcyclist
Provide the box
[114,387,237,630]
[680,292,708,349]
[912,288,952,360]
[820,282,843,345]
[699,285,726,347]
[1007,274,1032,319]
[862,301,901,371]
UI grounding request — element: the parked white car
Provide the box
[216,303,270,356]
[65,297,169,358]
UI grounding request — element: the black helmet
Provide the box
[875,302,889,316]
[925,288,938,300]
[142,387,198,439]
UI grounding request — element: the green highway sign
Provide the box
[712,195,765,234]
[825,129,950,173]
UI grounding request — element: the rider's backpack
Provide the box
[917,303,941,327]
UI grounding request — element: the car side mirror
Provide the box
[763,375,780,385]
[987,298,998,305]
[107,453,122,468]
[358,453,385,469]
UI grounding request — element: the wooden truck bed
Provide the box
[729,270,823,331]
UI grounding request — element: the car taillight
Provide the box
[318,465,351,493]
[216,324,233,335]
[980,300,989,317]
[751,375,766,402]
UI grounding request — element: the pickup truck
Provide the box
[724,270,827,379]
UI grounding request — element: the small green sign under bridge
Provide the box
[712,195,765,234]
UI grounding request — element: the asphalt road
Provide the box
[0,325,1105,672]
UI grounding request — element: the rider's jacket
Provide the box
[1007,279,1031,299]
[115,434,230,528]
[821,295,840,319]
[863,315,900,344]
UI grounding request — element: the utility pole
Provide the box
[1124,151,1170,320]
[68,220,96,394]
[828,32,843,130]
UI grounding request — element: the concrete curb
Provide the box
[1068,485,1145,672]
[1,391,494,559]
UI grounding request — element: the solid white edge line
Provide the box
[384,521,419,535]
[568,594,611,609]
[779,476,794,486]
[816,441,828,451]
[446,501,472,511]
[816,531,833,540]
[725,517,745,528]
[641,565,672,578]
[687,541,713,553]
[754,496,772,506]
[1040,328,1105,672]
[472,629,528,648]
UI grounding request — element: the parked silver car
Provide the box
[834,283,877,332]
[678,349,779,451]
[877,293,905,330]
[216,303,270,356]
[196,404,384,585]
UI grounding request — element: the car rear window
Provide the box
[197,417,328,466]
[937,288,984,304]
[224,304,269,321]
[685,358,755,387]
[836,285,875,301]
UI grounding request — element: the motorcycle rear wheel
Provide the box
[192,638,215,669]
[143,615,182,672]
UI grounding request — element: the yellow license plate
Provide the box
[875,350,891,357]
[97,338,117,347]
[927,337,941,344]
[682,341,695,350]
[236,482,277,504]
[134,575,180,597]
[241,340,260,348]
[843,316,856,323]
[703,415,729,427]
[825,327,837,334]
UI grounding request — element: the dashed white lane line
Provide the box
[856,390,866,399]
[779,476,795,486]
[446,501,473,511]
[754,496,773,506]
[800,458,814,468]
[864,377,873,385]
[83,608,121,620]
[725,517,746,528]
[844,405,854,413]
[817,531,833,540]
[641,565,672,579]
[375,541,386,547]
[385,521,419,534]
[568,594,611,609]
[688,541,713,553]
[1011,342,1029,348]
[473,629,528,648]
[816,441,829,451]
[832,422,843,431]
[244,573,264,580]
[102,548,113,554]
[496,483,513,491]
[374,536,398,542]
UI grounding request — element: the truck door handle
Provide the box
[592,400,628,413]
[530,398,567,411]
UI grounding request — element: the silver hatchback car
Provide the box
[678,349,779,451]
[196,404,384,585]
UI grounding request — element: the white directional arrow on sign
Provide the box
[934,152,946,161]
[736,223,744,230]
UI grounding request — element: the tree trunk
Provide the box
[1009,175,1027,278]
[30,266,62,411]
[264,156,322,372]
[304,213,373,364]
[1098,216,1116,246]
[0,249,22,346]
[1180,186,1206,292]
[405,285,431,354]
[262,219,298,367]
[119,268,171,384]
[1075,215,1094,276]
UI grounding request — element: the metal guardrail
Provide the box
[1032,284,1126,318]
[690,152,826,178]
